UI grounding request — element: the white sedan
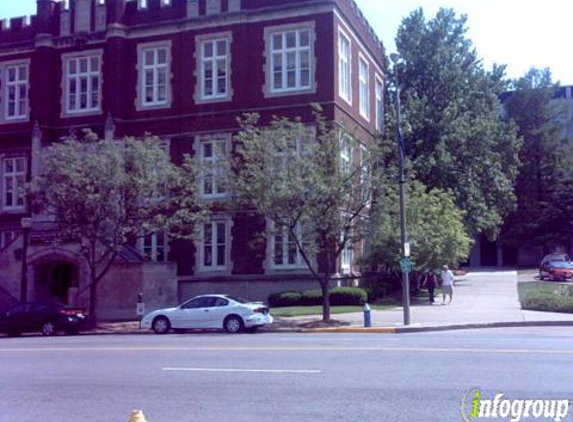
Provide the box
[141,295,274,334]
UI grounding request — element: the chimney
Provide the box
[36,0,56,24]
[36,0,56,20]
[74,0,94,33]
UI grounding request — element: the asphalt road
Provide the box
[2,329,573,422]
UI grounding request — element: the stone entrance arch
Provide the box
[28,247,84,306]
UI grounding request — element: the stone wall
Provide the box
[97,262,178,320]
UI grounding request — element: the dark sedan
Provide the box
[0,302,86,336]
[539,254,573,281]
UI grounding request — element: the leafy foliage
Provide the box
[394,8,521,239]
[369,180,472,272]
[500,68,573,251]
[228,108,381,320]
[33,132,206,324]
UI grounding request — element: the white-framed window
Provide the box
[266,24,314,94]
[359,56,370,120]
[138,42,171,109]
[338,30,351,104]
[2,62,29,121]
[199,219,230,272]
[270,130,311,172]
[360,144,372,205]
[269,221,307,270]
[341,233,353,273]
[340,135,352,176]
[199,37,230,101]
[138,232,168,262]
[63,53,102,115]
[197,136,229,199]
[375,76,384,131]
[2,156,26,211]
[0,230,17,249]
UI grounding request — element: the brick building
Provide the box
[0,0,385,318]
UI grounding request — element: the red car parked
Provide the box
[539,253,573,281]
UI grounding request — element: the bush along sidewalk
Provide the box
[519,282,573,313]
[268,287,368,308]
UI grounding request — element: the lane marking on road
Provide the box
[2,345,573,355]
[162,367,322,374]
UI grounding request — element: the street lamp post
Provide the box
[20,217,32,303]
[390,53,411,326]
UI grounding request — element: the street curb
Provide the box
[79,320,573,336]
[301,321,573,334]
[302,327,397,334]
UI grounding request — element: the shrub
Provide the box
[301,287,368,306]
[267,291,303,308]
[521,291,573,313]
[301,289,323,306]
[330,287,368,306]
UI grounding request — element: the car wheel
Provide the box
[41,321,57,336]
[224,315,244,333]
[152,316,171,334]
[245,326,259,334]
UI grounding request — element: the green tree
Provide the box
[501,68,571,250]
[33,132,206,325]
[369,180,472,273]
[395,8,521,239]
[228,110,381,321]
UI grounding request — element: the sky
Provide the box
[0,0,571,84]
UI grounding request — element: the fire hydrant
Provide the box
[127,410,148,422]
[363,303,372,328]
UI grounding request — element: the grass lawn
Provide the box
[518,281,573,313]
[270,304,392,318]
[517,281,571,302]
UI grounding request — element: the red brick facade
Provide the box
[0,0,385,308]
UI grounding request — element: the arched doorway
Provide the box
[34,262,79,305]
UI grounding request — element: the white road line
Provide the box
[162,367,322,374]
[2,346,573,355]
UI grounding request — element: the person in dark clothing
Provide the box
[425,271,438,304]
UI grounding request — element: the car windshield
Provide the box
[545,254,570,262]
[550,261,573,268]
[226,296,251,304]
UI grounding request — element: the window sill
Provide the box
[0,117,29,125]
[61,109,102,118]
[196,95,232,105]
[136,102,171,112]
[196,268,231,276]
[338,94,352,106]
[264,86,317,99]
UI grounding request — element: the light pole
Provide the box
[20,217,32,303]
[390,53,410,326]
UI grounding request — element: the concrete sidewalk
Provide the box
[94,271,573,335]
[296,271,573,333]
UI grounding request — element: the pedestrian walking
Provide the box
[441,265,455,304]
[424,271,438,304]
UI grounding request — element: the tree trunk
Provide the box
[321,275,331,322]
[87,266,98,329]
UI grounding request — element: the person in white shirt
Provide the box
[441,265,455,304]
